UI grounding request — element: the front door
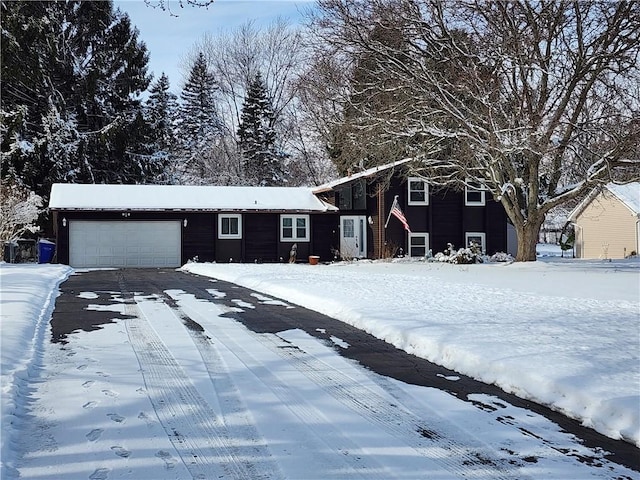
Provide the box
[340,216,367,259]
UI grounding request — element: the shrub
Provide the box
[489,252,514,263]
[432,242,484,264]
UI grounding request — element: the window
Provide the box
[353,180,366,210]
[218,214,242,239]
[338,185,352,210]
[338,180,366,210]
[465,179,485,206]
[343,218,354,238]
[280,215,310,242]
[409,233,429,257]
[408,177,429,205]
[465,232,486,253]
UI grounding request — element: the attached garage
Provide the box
[48,183,339,268]
[69,220,181,268]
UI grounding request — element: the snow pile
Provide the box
[0,264,72,474]
[182,258,640,446]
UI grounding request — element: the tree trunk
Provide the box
[515,220,544,262]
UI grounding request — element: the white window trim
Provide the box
[218,214,242,239]
[280,214,310,242]
[407,177,429,206]
[465,232,486,253]
[408,232,429,257]
[465,179,486,206]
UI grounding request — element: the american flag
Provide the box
[387,196,411,233]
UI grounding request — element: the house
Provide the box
[49,162,514,267]
[49,184,339,268]
[313,160,511,259]
[568,182,640,259]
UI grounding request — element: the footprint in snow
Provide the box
[82,380,95,388]
[107,413,125,423]
[111,445,131,458]
[102,389,118,397]
[86,428,104,442]
[155,450,176,469]
[83,401,97,409]
[138,411,156,427]
[96,371,111,377]
[77,364,88,370]
[89,467,110,479]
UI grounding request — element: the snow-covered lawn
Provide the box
[182,256,640,447]
[1,255,638,478]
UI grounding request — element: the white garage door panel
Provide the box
[70,221,181,268]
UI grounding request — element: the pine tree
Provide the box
[237,72,287,186]
[144,73,178,182]
[1,0,153,200]
[176,52,223,182]
[145,73,178,152]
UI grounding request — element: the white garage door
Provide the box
[69,220,181,268]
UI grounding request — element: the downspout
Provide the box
[636,213,640,257]
[571,222,582,259]
[377,187,384,259]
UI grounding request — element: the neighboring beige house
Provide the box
[568,182,640,259]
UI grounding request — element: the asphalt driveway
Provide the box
[47,268,638,476]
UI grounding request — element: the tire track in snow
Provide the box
[171,278,528,480]
[256,329,527,480]
[117,273,267,480]
[144,289,284,480]
[169,291,395,479]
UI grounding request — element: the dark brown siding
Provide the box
[383,183,409,256]
[216,239,242,263]
[463,206,486,233]
[310,214,340,262]
[244,213,278,262]
[280,241,309,262]
[183,213,215,263]
[485,200,508,254]
[431,191,464,253]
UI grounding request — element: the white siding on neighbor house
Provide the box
[69,220,181,268]
[574,190,638,259]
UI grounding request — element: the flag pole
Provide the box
[384,195,398,229]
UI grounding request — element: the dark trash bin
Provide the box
[3,241,18,263]
[38,240,56,264]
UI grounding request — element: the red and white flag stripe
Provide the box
[387,197,411,233]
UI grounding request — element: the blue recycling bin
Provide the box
[38,240,56,264]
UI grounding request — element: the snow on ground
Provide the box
[0,255,638,479]
[0,263,73,475]
[182,256,640,447]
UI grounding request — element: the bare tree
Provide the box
[144,0,215,15]
[310,0,640,261]
[182,18,334,185]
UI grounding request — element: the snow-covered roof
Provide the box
[313,158,413,193]
[606,182,640,215]
[568,182,640,220]
[49,184,338,212]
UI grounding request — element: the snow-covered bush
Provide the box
[489,252,514,263]
[432,243,484,264]
[0,181,43,242]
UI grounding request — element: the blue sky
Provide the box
[114,1,313,92]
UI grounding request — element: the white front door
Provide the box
[340,216,367,259]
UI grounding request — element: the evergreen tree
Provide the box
[237,72,286,186]
[1,0,153,200]
[144,73,178,181]
[176,52,223,182]
[145,73,178,152]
